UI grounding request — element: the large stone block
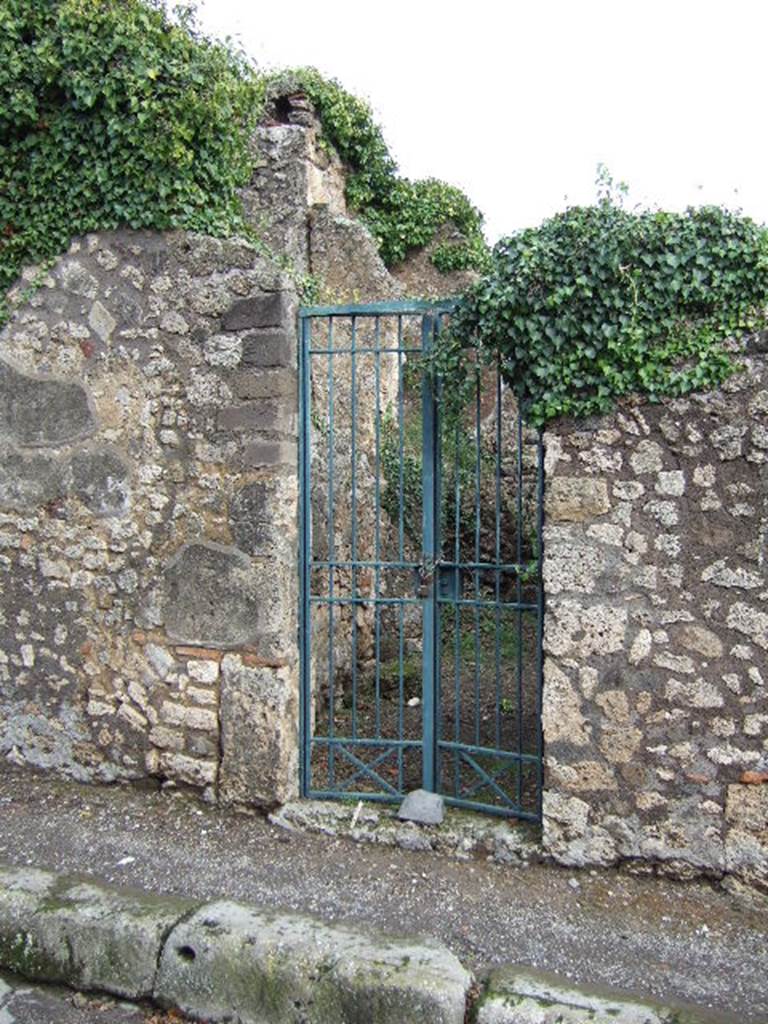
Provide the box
[221,292,288,332]
[218,655,298,807]
[541,791,617,867]
[228,481,273,554]
[726,602,768,650]
[242,439,297,467]
[69,447,131,517]
[0,451,66,510]
[544,600,627,658]
[241,329,295,368]
[163,542,260,647]
[155,899,471,1024]
[0,865,196,1000]
[0,359,95,447]
[218,399,296,435]
[231,368,296,401]
[545,477,610,523]
[477,966,725,1024]
[725,783,768,891]
[542,539,608,594]
[541,662,591,747]
[675,624,724,659]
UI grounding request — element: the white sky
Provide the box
[195,0,768,245]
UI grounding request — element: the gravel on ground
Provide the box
[0,767,765,1022]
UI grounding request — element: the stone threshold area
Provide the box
[268,798,542,863]
[0,865,738,1024]
[268,797,761,898]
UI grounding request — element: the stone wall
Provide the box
[0,100,468,810]
[11,96,764,896]
[541,339,768,892]
[0,230,300,808]
[246,112,435,701]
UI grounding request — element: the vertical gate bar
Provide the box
[397,314,405,791]
[433,314,444,793]
[374,316,382,738]
[421,313,437,792]
[473,366,481,747]
[515,413,524,807]
[351,315,358,739]
[327,317,336,788]
[494,360,502,751]
[397,316,405,563]
[535,428,545,820]
[453,409,461,796]
[299,314,313,797]
[398,601,405,791]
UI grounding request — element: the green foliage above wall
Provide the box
[445,184,768,424]
[266,68,490,272]
[5,5,765,425]
[0,3,488,327]
[0,0,264,319]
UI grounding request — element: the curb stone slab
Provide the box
[0,866,199,1000]
[0,864,742,1024]
[155,898,471,1024]
[477,967,740,1024]
[0,865,472,1023]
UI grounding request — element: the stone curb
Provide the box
[0,864,471,1023]
[0,864,741,1024]
[0,864,196,1001]
[476,966,740,1024]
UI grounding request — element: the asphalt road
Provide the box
[0,767,765,1022]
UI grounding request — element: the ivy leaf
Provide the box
[446,195,768,424]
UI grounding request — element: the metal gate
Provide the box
[299,301,544,820]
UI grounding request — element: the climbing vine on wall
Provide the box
[0,3,488,330]
[0,0,264,323]
[4,4,767,425]
[266,68,490,272]
[441,178,768,424]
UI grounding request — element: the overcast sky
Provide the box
[195,0,768,245]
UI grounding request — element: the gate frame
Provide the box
[298,300,545,821]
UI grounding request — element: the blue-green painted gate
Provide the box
[299,301,544,820]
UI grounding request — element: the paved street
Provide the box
[0,972,153,1024]
[0,767,766,1022]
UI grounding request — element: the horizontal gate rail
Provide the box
[312,737,422,749]
[435,598,539,612]
[300,300,457,317]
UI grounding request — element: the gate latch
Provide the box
[415,556,440,598]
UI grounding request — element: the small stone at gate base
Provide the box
[398,789,445,826]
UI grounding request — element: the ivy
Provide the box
[0,0,264,323]
[446,179,768,424]
[0,7,488,329]
[6,5,764,428]
[266,68,490,272]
